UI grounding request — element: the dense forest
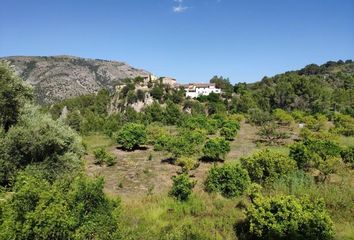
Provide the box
[1,59,354,239]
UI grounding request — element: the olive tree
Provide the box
[0,61,33,131]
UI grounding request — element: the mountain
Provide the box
[1,55,152,104]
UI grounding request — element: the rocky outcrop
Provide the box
[1,55,152,104]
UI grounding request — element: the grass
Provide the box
[82,133,115,153]
[120,191,245,239]
[337,136,354,147]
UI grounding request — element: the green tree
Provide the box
[241,149,297,184]
[169,173,195,201]
[0,173,121,240]
[202,137,230,161]
[241,194,334,240]
[164,101,182,125]
[204,163,250,198]
[150,85,164,101]
[0,61,33,131]
[115,123,147,150]
[220,120,240,141]
[0,107,84,185]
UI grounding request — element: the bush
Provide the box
[0,107,84,185]
[247,108,272,126]
[241,194,334,240]
[241,149,297,184]
[0,173,121,240]
[220,120,240,141]
[202,137,230,161]
[169,173,195,201]
[257,122,289,145]
[175,156,199,172]
[290,138,341,170]
[303,114,327,131]
[341,146,354,167]
[115,123,147,150]
[273,108,294,125]
[93,148,117,166]
[333,113,354,136]
[0,61,33,131]
[204,163,250,198]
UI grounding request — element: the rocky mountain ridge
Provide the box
[1,55,152,104]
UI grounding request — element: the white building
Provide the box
[182,83,221,98]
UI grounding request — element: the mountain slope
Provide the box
[1,56,152,104]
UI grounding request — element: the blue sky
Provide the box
[0,0,353,83]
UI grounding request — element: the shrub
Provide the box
[220,120,240,140]
[0,174,121,239]
[164,101,182,125]
[290,138,341,170]
[333,113,354,136]
[204,163,250,198]
[257,122,289,145]
[175,156,199,172]
[93,148,117,166]
[247,108,272,126]
[289,142,320,170]
[273,108,294,125]
[0,61,33,131]
[0,107,84,185]
[341,146,354,167]
[240,149,297,184]
[241,195,334,240]
[303,114,327,131]
[202,137,230,161]
[169,173,195,201]
[115,123,147,150]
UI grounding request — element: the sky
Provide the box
[0,0,353,84]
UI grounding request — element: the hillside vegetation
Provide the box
[1,59,354,239]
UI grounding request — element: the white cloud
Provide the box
[173,5,188,13]
[172,0,188,13]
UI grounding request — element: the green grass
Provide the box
[82,133,115,153]
[120,191,245,239]
[337,136,354,147]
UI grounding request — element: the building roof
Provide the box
[179,83,216,89]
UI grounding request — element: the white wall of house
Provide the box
[185,85,221,98]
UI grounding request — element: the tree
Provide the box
[220,120,240,141]
[240,194,334,240]
[202,137,230,161]
[241,149,297,184]
[0,173,121,239]
[150,85,164,101]
[257,122,289,145]
[273,108,294,125]
[204,163,250,198]
[341,146,354,168]
[164,101,182,125]
[93,148,117,166]
[115,123,147,150]
[144,101,164,123]
[0,61,33,131]
[0,107,84,186]
[169,173,195,201]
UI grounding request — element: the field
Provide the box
[83,122,354,239]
